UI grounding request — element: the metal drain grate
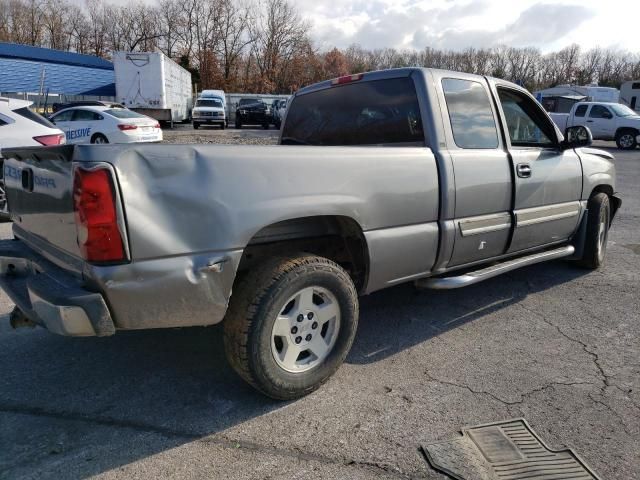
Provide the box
[422,419,600,480]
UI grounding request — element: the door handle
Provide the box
[516,163,531,178]
[587,120,594,123]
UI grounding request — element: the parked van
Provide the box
[620,80,640,113]
[199,90,226,108]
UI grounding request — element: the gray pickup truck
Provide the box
[0,68,620,399]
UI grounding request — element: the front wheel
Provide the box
[224,254,359,400]
[193,122,200,130]
[575,193,610,269]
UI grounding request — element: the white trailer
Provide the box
[113,51,192,126]
[535,84,619,107]
[619,80,640,113]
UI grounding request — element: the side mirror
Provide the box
[562,125,593,149]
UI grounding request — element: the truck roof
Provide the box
[296,67,524,97]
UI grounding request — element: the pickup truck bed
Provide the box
[0,67,620,399]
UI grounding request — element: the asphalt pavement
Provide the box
[0,140,638,479]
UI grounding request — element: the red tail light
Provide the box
[117,124,138,131]
[33,134,65,145]
[73,167,126,263]
[331,74,363,86]
[153,123,160,129]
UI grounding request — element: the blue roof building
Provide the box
[0,43,115,96]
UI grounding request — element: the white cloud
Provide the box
[298,0,640,52]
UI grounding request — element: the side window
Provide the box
[574,105,588,117]
[497,88,556,147]
[52,110,74,122]
[73,110,102,121]
[589,105,612,119]
[0,118,7,126]
[442,78,498,149]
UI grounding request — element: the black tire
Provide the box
[615,129,638,150]
[235,120,242,129]
[224,254,359,400]
[193,122,200,130]
[220,122,226,130]
[90,133,108,144]
[262,123,270,130]
[576,193,610,269]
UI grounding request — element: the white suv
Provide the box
[0,97,65,218]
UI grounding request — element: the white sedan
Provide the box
[49,106,162,144]
[1,97,66,218]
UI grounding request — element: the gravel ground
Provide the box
[0,140,638,480]
[161,124,279,145]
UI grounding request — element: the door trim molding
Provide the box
[515,201,581,227]
[458,212,512,237]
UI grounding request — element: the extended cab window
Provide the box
[497,88,556,147]
[442,78,498,149]
[282,77,424,146]
[574,104,588,117]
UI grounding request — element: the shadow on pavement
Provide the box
[0,259,588,478]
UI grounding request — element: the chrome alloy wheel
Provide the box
[619,133,635,149]
[271,286,341,373]
[596,211,609,262]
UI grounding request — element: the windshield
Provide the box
[610,104,636,117]
[105,109,146,119]
[196,99,223,108]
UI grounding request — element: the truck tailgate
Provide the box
[2,145,82,261]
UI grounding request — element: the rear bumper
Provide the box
[0,239,114,337]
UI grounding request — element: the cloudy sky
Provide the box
[293,0,637,52]
[103,0,637,53]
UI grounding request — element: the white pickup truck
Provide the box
[550,102,640,149]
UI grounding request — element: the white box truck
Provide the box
[113,51,193,126]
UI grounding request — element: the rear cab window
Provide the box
[282,77,424,146]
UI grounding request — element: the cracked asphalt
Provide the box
[0,140,638,479]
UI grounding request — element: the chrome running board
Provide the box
[416,245,575,290]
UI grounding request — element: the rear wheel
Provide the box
[615,129,638,150]
[576,193,610,269]
[91,133,108,144]
[193,122,200,130]
[223,254,359,400]
[235,120,242,129]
